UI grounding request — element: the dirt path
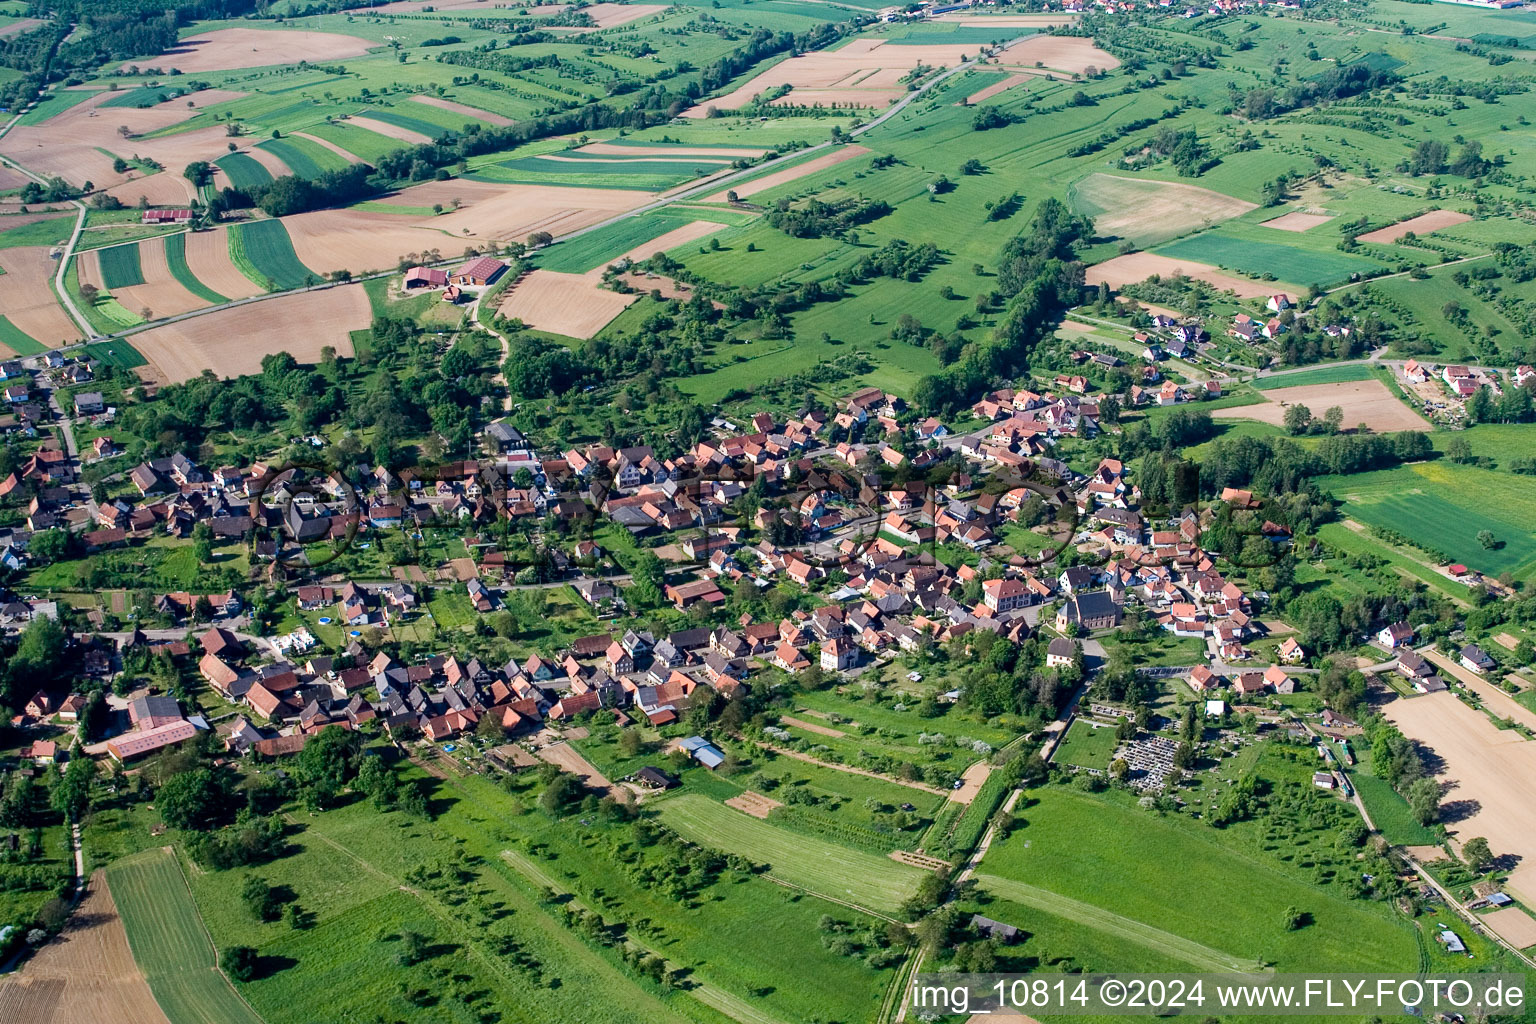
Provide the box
[946,760,991,806]
[780,714,846,738]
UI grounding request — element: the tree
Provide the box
[192,521,214,565]
[1461,836,1492,871]
[1445,436,1473,463]
[1282,906,1307,930]
[157,769,228,831]
[1408,776,1441,825]
[241,875,279,921]
[51,752,95,822]
[356,754,398,809]
[224,946,259,981]
[1283,403,1312,435]
[397,929,428,965]
[1408,140,1448,176]
[1477,530,1497,549]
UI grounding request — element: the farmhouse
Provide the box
[142,209,195,225]
[1377,622,1414,648]
[404,266,449,289]
[452,256,507,287]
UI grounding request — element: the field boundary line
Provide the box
[165,847,269,1024]
[759,872,903,925]
[973,872,1263,973]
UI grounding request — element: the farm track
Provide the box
[972,873,1263,972]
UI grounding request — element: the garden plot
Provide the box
[1357,209,1472,245]
[1085,251,1287,299]
[130,285,369,383]
[122,27,375,73]
[1213,380,1430,432]
[0,247,79,347]
[1071,174,1255,248]
[1383,690,1536,906]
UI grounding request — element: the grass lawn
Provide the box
[980,786,1419,972]
[1051,719,1119,770]
[1253,364,1376,390]
[1349,747,1440,846]
[652,792,924,914]
[106,848,265,1024]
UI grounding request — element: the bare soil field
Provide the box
[1493,631,1520,651]
[1260,211,1334,232]
[0,17,43,39]
[117,235,211,319]
[781,714,845,738]
[704,145,869,201]
[104,171,196,207]
[995,35,1119,76]
[347,115,433,146]
[0,247,79,348]
[726,790,784,819]
[131,285,369,382]
[1420,648,1536,732]
[948,760,991,805]
[124,28,376,73]
[242,145,293,179]
[1403,844,1449,863]
[686,42,985,116]
[1381,690,1536,905]
[535,739,613,791]
[369,0,519,12]
[412,95,514,127]
[0,872,170,1024]
[934,13,1078,25]
[614,270,704,301]
[964,73,1028,105]
[0,163,30,190]
[500,269,637,338]
[890,850,949,871]
[1481,907,1536,950]
[184,227,263,300]
[283,182,654,273]
[1213,380,1430,432]
[1357,209,1472,245]
[1073,174,1255,245]
[576,3,669,28]
[1086,251,1283,299]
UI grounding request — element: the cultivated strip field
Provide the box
[119,236,214,319]
[994,34,1120,76]
[183,228,264,301]
[704,145,870,202]
[0,872,170,1024]
[1214,380,1431,432]
[126,27,375,73]
[1357,209,1472,245]
[964,72,1029,105]
[973,873,1262,972]
[1381,691,1536,906]
[1085,252,1286,299]
[347,115,434,146]
[130,284,369,383]
[105,848,264,1024]
[656,793,924,913]
[412,95,515,127]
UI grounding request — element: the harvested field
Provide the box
[781,715,845,738]
[935,13,1077,25]
[704,145,869,201]
[1261,211,1334,232]
[995,34,1119,75]
[726,790,784,819]
[125,28,375,73]
[1357,209,1471,245]
[890,850,949,871]
[1085,251,1282,299]
[348,115,433,146]
[1381,690,1536,905]
[572,3,668,28]
[686,42,986,116]
[130,285,369,382]
[412,94,514,127]
[1213,380,1430,433]
[113,235,210,319]
[183,227,263,300]
[1071,174,1255,247]
[0,872,170,1024]
[0,164,29,190]
[0,17,44,39]
[947,760,991,805]
[500,269,636,339]
[0,247,79,347]
[408,180,653,240]
[964,72,1028,105]
[536,739,613,791]
[1420,648,1536,733]
[1482,907,1536,951]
